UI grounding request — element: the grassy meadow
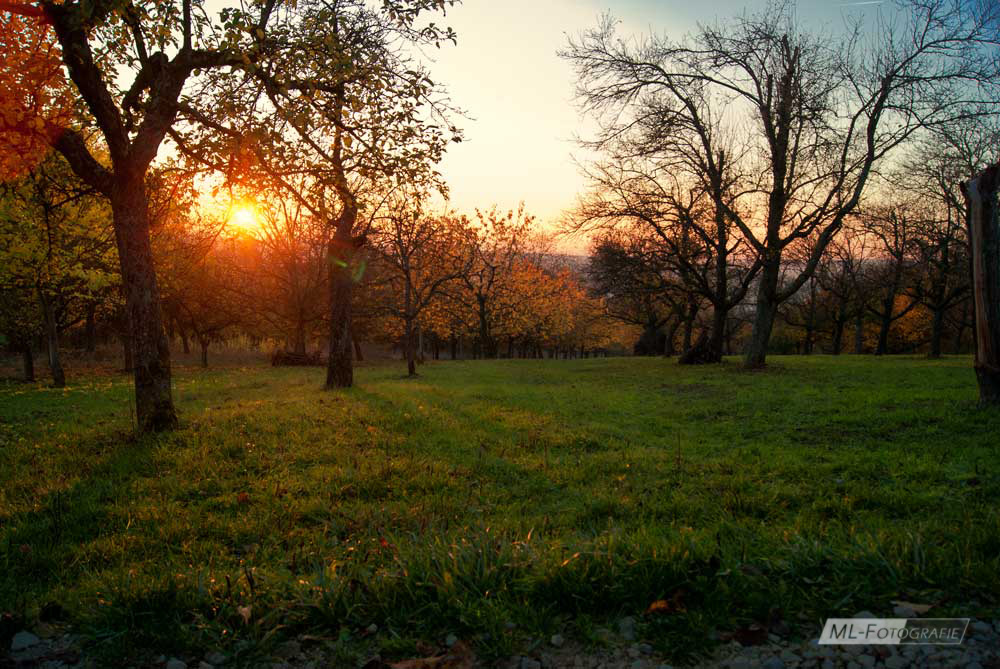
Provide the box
[1,355,999,664]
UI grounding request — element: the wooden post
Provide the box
[961,163,1000,404]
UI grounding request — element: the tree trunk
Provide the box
[704,304,727,363]
[22,343,35,382]
[745,260,780,368]
[325,213,357,389]
[404,317,416,377]
[664,319,680,357]
[854,311,864,354]
[417,324,425,364]
[831,321,844,355]
[876,307,892,356]
[110,175,177,431]
[293,316,307,356]
[450,336,458,360]
[40,293,65,388]
[84,302,97,353]
[200,339,209,368]
[953,299,970,354]
[929,307,945,359]
[476,296,494,358]
[179,325,190,355]
[961,163,1000,404]
[353,336,364,362]
[122,333,134,373]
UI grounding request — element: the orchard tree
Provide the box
[0,0,458,430]
[565,0,1000,368]
[587,228,686,355]
[455,206,535,358]
[0,155,116,386]
[371,196,471,376]
[172,0,461,388]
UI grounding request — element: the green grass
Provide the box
[1,356,999,665]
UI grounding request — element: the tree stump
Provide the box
[961,163,1000,404]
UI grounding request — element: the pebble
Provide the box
[166,659,188,669]
[445,633,458,647]
[761,657,784,669]
[551,634,565,647]
[10,631,40,652]
[619,617,637,641]
[971,621,993,636]
[204,651,227,666]
[520,657,541,669]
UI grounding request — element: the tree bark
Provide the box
[961,163,1000,404]
[876,309,892,356]
[745,259,780,368]
[200,339,209,368]
[293,316,307,356]
[122,333,134,373]
[325,207,357,388]
[111,175,177,430]
[704,304,727,363]
[854,311,865,354]
[84,302,97,353]
[929,307,945,358]
[404,317,416,377]
[353,336,364,362]
[40,292,65,388]
[22,344,35,383]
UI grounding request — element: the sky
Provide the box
[422,0,886,249]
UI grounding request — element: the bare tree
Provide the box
[564,0,1000,367]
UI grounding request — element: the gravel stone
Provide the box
[205,651,227,666]
[10,631,40,652]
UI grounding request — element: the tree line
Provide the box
[1,0,999,431]
[563,0,1000,367]
[0,164,633,385]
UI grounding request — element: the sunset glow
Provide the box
[227,203,260,232]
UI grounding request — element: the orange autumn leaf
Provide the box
[0,10,74,180]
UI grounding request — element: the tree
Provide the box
[171,0,460,389]
[899,118,999,357]
[0,0,458,429]
[961,162,1000,404]
[857,202,922,355]
[587,228,684,356]
[371,198,470,376]
[564,0,1000,368]
[0,154,115,386]
[815,229,869,354]
[454,206,535,359]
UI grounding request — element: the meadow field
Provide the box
[1,356,999,665]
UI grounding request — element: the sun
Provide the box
[227,203,260,232]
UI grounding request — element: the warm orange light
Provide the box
[227,203,259,231]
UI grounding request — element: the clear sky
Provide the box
[424,0,885,247]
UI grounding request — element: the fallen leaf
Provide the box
[645,590,686,615]
[237,605,252,624]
